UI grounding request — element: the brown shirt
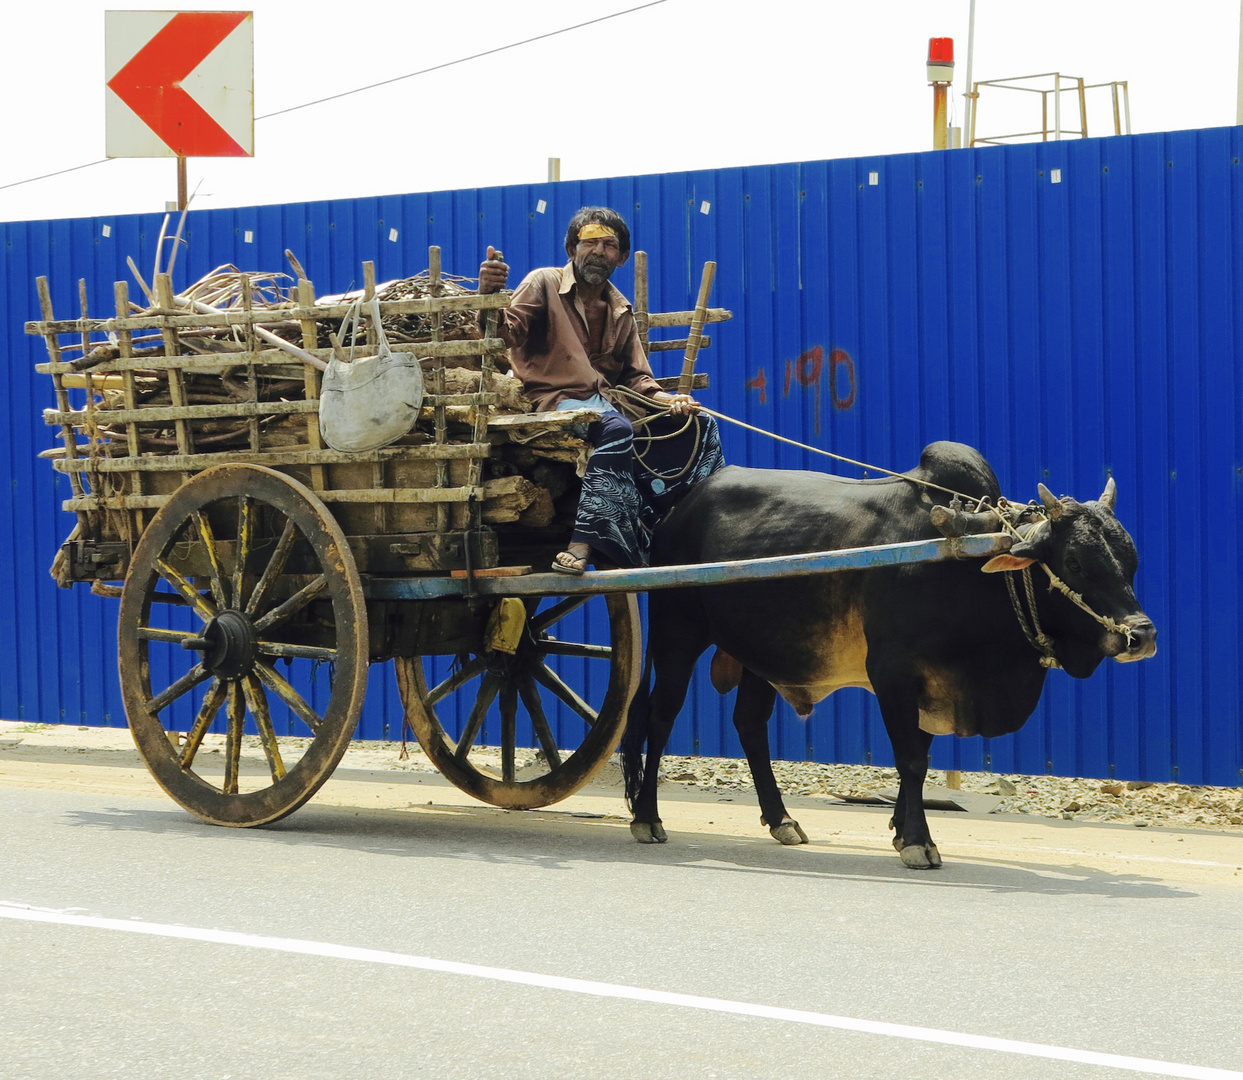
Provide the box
[492,263,662,413]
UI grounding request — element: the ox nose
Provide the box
[1119,615,1157,661]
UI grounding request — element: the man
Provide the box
[479,206,723,573]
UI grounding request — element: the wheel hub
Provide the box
[195,609,259,678]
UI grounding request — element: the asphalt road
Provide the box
[2,763,1242,1079]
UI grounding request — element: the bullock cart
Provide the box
[29,250,1011,828]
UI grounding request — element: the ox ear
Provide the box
[1037,483,1065,521]
[982,553,1036,574]
[1099,476,1117,511]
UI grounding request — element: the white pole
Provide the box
[963,0,977,145]
[1237,0,1243,124]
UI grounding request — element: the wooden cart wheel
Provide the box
[395,591,641,809]
[118,464,369,827]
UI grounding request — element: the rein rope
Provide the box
[613,389,1135,665]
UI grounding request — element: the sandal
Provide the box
[551,549,588,575]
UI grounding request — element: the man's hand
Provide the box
[478,246,509,294]
[655,391,701,417]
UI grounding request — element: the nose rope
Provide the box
[991,511,1137,653]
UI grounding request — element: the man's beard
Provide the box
[574,257,614,286]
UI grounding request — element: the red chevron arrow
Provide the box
[107,11,249,157]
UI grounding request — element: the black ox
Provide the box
[621,441,1157,868]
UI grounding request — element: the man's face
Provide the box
[571,232,626,287]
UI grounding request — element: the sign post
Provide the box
[105,10,254,207]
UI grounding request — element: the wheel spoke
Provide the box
[154,559,216,622]
[232,495,254,611]
[532,595,591,633]
[138,626,201,645]
[499,683,518,783]
[180,678,227,769]
[224,680,244,794]
[425,656,486,708]
[453,674,501,763]
[539,640,613,660]
[243,675,287,781]
[144,662,211,716]
[257,641,338,662]
[251,575,328,634]
[254,661,324,736]
[193,511,230,610]
[531,663,598,727]
[246,517,298,618]
[517,675,562,769]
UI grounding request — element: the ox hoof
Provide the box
[769,820,809,846]
[898,842,942,870]
[630,820,668,844]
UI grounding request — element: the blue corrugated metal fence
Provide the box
[2,126,1240,785]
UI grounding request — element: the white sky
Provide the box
[2,0,1240,224]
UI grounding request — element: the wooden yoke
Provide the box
[677,261,716,396]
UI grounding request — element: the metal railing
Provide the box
[968,73,1131,147]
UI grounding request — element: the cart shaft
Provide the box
[362,533,1013,600]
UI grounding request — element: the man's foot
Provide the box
[552,543,590,575]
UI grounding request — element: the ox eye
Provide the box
[1065,556,1083,575]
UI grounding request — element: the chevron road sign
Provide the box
[105,10,254,158]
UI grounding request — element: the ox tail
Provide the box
[620,647,655,813]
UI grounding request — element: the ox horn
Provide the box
[1037,483,1064,520]
[1099,476,1117,511]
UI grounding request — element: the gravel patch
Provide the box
[655,755,1243,832]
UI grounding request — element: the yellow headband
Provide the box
[578,223,617,241]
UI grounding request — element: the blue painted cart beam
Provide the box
[362,533,1013,601]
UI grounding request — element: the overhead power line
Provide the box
[0,157,110,192]
[0,1,669,196]
[257,0,668,120]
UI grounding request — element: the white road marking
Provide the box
[1,900,1238,1080]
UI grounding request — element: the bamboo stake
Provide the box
[633,250,649,356]
[297,276,327,491]
[114,280,145,536]
[678,261,716,396]
[430,245,450,535]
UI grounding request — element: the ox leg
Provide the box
[733,670,807,846]
[630,649,700,845]
[875,683,941,869]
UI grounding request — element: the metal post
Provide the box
[933,83,949,149]
[176,156,188,211]
[547,157,560,182]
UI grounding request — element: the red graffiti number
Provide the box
[829,348,856,410]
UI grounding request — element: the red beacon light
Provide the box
[927,37,955,83]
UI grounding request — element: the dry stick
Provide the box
[163,198,194,281]
[175,293,328,371]
[678,261,716,397]
[285,249,309,283]
[240,274,261,453]
[152,213,171,283]
[126,257,156,305]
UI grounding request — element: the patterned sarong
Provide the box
[564,399,724,567]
